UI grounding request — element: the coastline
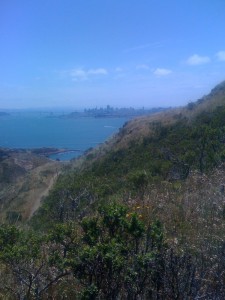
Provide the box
[30,147,82,157]
[0,147,83,160]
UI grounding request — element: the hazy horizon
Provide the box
[0,104,171,113]
[1,0,225,109]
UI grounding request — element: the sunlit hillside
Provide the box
[1,80,225,298]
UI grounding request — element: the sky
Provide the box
[0,0,225,110]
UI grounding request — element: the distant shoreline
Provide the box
[58,106,170,119]
[0,147,83,159]
[0,113,130,161]
[30,147,83,156]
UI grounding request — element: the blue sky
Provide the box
[0,0,225,109]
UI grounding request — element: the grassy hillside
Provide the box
[31,81,225,227]
[1,81,225,298]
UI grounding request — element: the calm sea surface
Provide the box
[0,112,128,161]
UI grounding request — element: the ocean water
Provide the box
[0,112,128,161]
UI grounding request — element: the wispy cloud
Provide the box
[153,68,172,76]
[70,69,87,80]
[67,68,108,81]
[136,64,149,70]
[216,51,225,61]
[186,54,210,65]
[88,68,108,75]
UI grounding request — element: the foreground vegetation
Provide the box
[1,81,225,298]
[2,202,225,299]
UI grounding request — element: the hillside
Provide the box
[31,80,225,226]
[106,79,225,150]
[0,148,62,222]
[1,81,225,298]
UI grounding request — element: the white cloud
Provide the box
[216,51,225,61]
[70,67,108,81]
[186,54,210,65]
[71,68,87,80]
[88,68,108,75]
[153,68,172,76]
[136,64,149,70]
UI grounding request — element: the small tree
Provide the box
[72,203,166,299]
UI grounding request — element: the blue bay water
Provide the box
[0,112,128,161]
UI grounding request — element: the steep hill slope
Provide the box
[0,148,62,222]
[106,79,225,150]
[31,80,225,232]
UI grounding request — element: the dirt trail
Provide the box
[28,172,59,218]
[14,161,63,220]
[0,150,65,222]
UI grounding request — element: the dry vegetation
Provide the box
[1,81,225,298]
[124,164,225,251]
[0,149,63,222]
[103,80,225,151]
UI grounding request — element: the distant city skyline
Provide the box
[0,0,225,109]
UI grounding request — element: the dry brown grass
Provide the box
[125,163,225,251]
[102,82,225,152]
[0,151,63,222]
